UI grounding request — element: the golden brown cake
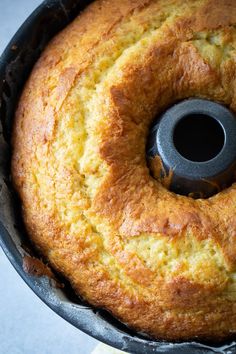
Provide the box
[12,0,236,341]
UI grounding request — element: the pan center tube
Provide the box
[147,99,236,199]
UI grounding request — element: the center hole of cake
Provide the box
[173,114,225,162]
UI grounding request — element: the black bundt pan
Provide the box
[0,1,236,353]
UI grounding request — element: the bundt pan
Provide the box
[1,1,236,353]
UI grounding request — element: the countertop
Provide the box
[0,1,98,353]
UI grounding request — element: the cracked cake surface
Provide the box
[12,0,236,341]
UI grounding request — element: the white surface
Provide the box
[0,250,97,354]
[92,343,125,354]
[0,1,98,353]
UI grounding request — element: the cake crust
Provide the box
[12,0,236,341]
